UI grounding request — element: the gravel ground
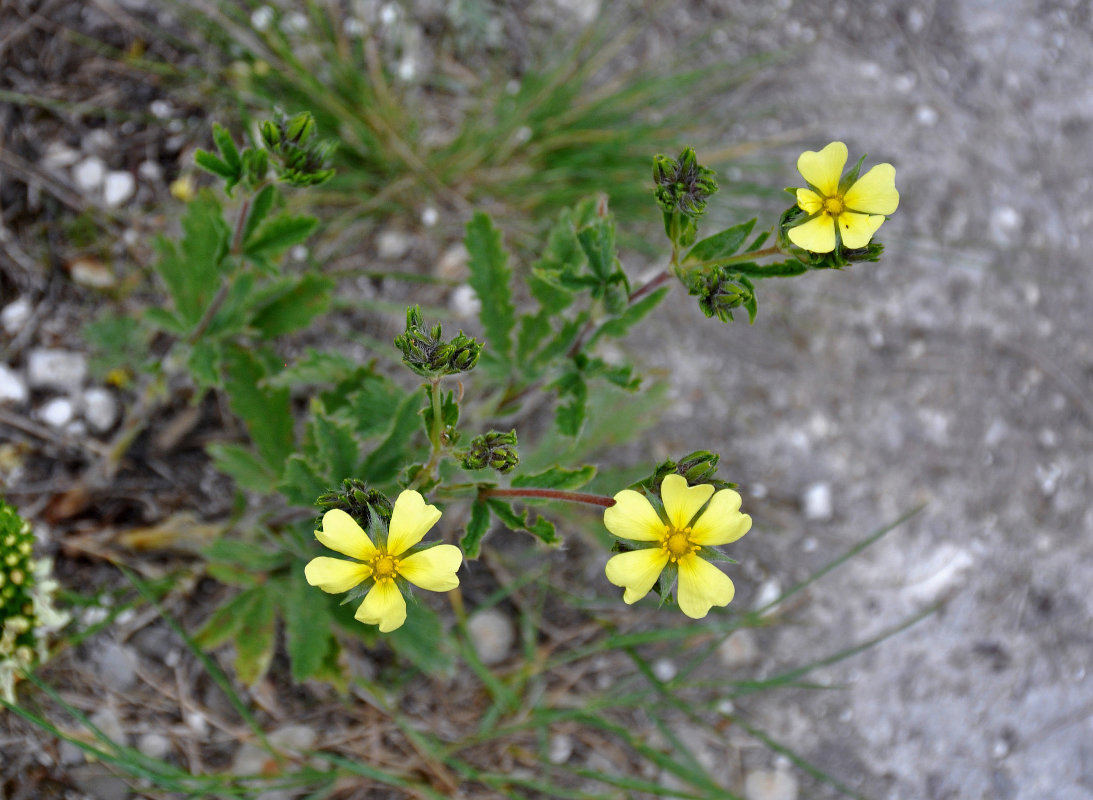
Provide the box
[3,1,1093,799]
[641,1,1093,798]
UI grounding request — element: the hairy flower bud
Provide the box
[460,430,519,474]
[653,147,719,218]
[394,305,483,377]
[316,479,393,529]
[260,111,336,188]
[683,267,757,324]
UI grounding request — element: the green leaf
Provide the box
[281,566,334,683]
[486,499,559,546]
[193,586,260,650]
[589,287,670,345]
[511,464,596,490]
[388,601,454,678]
[730,259,809,279]
[207,442,277,493]
[211,122,242,174]
[460,500,490,558]
[244,213,319,261]
[152,191,231,327]
[683,218,756,265]
[222,346,294,474]
[576,217,618,281]
[267,349,357,388]
[553,369,588,437]
[242,184,277,244]
[339,371,404,438]
[194,150,236,181]
[234,583,276,685]
[279,455,329,508]
[202,272,256,339]
[465,211,515,362]
[249,274,333,339]
[187,340,221,391]
[358,391,422,486]
[309,412,361,485]
[202,538,289,572]
[143,307,186,335]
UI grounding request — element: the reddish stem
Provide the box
[481,487,616,508]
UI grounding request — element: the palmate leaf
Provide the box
[207,441,277,493]
[280,566,335,683]
[233,583,276,685]
[465,212,515,363]
[221,346,294,475]
[248,273,334,338]
[683,218,756,265]
[485,498,559,546]
[152,191,230,327]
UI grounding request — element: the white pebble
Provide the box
[149,99,173,119]
[137,732,171,760]
[42,142,81,170]
[449,284,481,319]
[467,608,515,665]
[376,229,411,259]
[1,297,31,334]
[802,482,833,521]
[903,545,974,605]
[184,710,208,738]
[717,629,759,668]
[26,349,88,392]
[915,105,939,126]
[90,706,128,747]
[744,768,799,800]
[84,129,114,152]
[92,640,139,692]
[37,397,75,428]
[548,733,574,764]
[421,206,438,227]
[138,160,163,182]
[83,387,119,433]
[103,171,136,208]
[652,658,677,682]
[0,364,28,405]
[753,577,783,611]
[72,157,107,194]
[251,5,274,30]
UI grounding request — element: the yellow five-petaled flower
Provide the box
[603,474,751,619]
[788,141,899,254]
[304,490,462,632]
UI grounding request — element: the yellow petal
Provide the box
[837,211,886,249]
[304,556,372,593]
[843,163,899,215]
[398,544,462,592]
[316,509,376,561]
[796,141,847,197]
[689,489,752,546]
[660,474,714,531]
[387,490,442,556]
[676,554,735,619]
[604,489,665,542]
[354,579,407,632]
[787,214,836,253]
[605,548,669,604]
[796,188,824,215]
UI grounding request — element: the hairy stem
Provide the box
[480,487,616,508]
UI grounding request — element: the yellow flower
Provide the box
[304,490,462,632]
[603,474,751,619]
[787,141,899,254]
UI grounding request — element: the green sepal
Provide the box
[695,546,738,564]
[485,498,559,546]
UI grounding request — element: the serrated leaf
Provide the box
[358,390,422,486]
[202,537,289,571]
[267,349,357,388]
[211,123,242,173]
[339,371,404,438]
[589,287,670,345]
[511,464,596,490]
[309,413,360,485]
[553,370,587,437]
[388,602,454,678]
[194,150,236,181]
[244,214,318,261]
[731,259,809,279]
[242,184,277,244]
[465,211,515,362]
[281,566,334,683]
[234,583,276,685]
[152,192,230,327]
[144,306,186,335]
[249,274,333,339]
[222,346,294,474]
[576,218,618,281]
[207,442,277,493]
[531,314,586,369]
[193,587,260,650]
[460,500,490,558]
[279,454,329,508]
[683,219,756,265]
[486,499,559,545]
[202,272,256,340]
[187,340,221,391]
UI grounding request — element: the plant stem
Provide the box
[480,487,616,508]
[409,378,446,491]
[683,243,785,270]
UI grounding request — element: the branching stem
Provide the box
[480,487,616,508]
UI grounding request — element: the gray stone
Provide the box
[103,171,136,208]
[717,629,760,668]
[467,608,514,665]
[26,348,87,392]
[68,763,131,800]
[37,397,74,428]
[0,364,28,405]
[91,640,138,692]
[802,482,833,521]
[376,229,411,259]
[1,297,31,334]
[89,706,128,748]
[72,156,107,194]
[83,387,119,433]
[744,768,798,800]
[136,732,171,760]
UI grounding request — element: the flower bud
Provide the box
[460,430,519,474]
[683,267,757,324]
[316,479,393,529]
[394,305,482,377]
[653,147,718,218]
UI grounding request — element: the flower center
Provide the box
[372,554,399,581]
[823,195,845,216]
[662,528,697,562]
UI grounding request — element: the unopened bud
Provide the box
[316,479,392,529]
[460,430,519,474]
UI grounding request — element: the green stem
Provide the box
[683,243,786,271]
[480,487,616,508]
[409,378,446,490]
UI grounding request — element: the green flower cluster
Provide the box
[0,501,67,703]
[394,305,482,377]
[259,111,337,188]
[460,429,520,474]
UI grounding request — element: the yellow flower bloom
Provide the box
[603,474,751,619]
[787,141,899,254]
[304,490,462,632]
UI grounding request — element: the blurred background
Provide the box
[2,1,1091,798]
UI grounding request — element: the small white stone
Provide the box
[149,99,173,119]
[83,387,119,433]
[548,733,574,764]
[38,397,75,428]
[92,640,138,692]
[184,709,208,738]
[138,160,163,182]
[268,723,318,751]
[344,17,365,36]
[802,482,833,521]
[376,229,411,259]
[137,732,171,760]
[915,105,939,126]
[84,129,114,152]
[290,245,308,262]
[717,629,759,668]
[103,171,136,208]
[744,768,799,800]
[467,608,515,665]
[90,706,128,747]
[437,243,469,278]
[281,11,308,33]
[1,297,31,334]
[753,577,783,611]
[0,364,28,405]
[72,156,107,194]
[449,284,481,319]
[421,206,438,227]
[903,545,974,605]
[652,658,677,682]
[43,142,81,170]
[26,349,88,391]
[251,5,274,30]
